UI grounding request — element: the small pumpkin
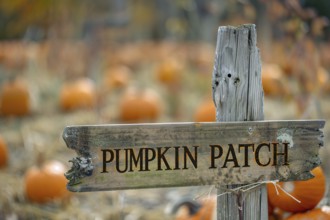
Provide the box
[59,78,96,111]
[317,67,330,94]
[155,59,183,87]
[0,78,30,116]
[267,166,326,213]
[194,99,216,122]
[316,67,328,88]
[119,87,162,123]
[285,206,330,220]
[302,66,330,94]
[24,160,71,203]
[262,64,289,97]
[0,135,8,168]
[104,65,131,90]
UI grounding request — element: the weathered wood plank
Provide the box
[212,24,266,220]
[212,25,263,122]
[63,120,324,192]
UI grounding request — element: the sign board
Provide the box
[63,120,324,192]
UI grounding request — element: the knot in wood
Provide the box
[234,77,240,85]
[65,156,94,186]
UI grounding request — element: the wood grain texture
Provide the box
[212,24,263,122]
[63,120,324,192]
[212,24,265,220]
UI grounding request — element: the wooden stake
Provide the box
[212,24,266,219]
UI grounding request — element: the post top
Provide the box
[218,24,256,31]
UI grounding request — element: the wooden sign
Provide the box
[62,24,326,219]
[63,120,324,192]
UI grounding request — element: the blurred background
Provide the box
[0,0,329,219]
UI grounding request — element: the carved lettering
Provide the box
[100,142,290,174]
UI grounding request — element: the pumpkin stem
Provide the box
[36,151,46,167]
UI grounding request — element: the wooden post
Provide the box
[212,24,266,219]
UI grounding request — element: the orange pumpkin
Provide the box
[270,207,286,220]
[301,66,330,94]
[267,166,326,213]
[59,78,96,111]
[262,64,289,97]
[194,99,216,122]
[24,160,71,203]
[104,65,131,90]
[316,67,330,94]
[119,87,162,123]
[175,196,216,220]
[155,59,183,86]
[268,200,274,216]
[0,78,30,116]
[285,206,330,220]
[0,135,8,168]
[316,67,328,88]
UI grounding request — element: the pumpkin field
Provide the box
[1,1,330,219]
